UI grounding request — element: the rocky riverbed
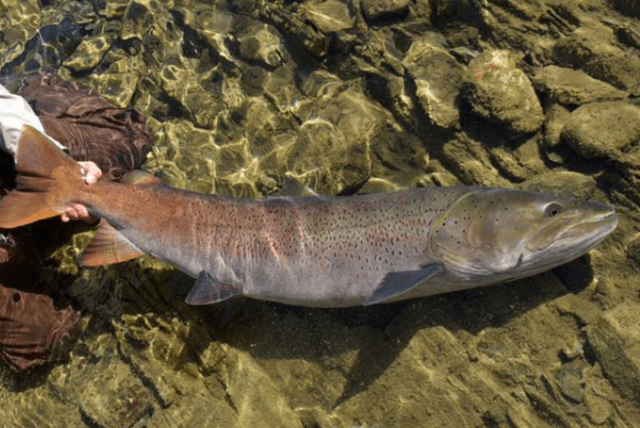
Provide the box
[1,0,640,427]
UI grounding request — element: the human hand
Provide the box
[61,161,102,223]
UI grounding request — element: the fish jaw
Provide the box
[519,199,618,276]
[428,189,618,287]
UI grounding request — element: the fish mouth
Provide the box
[554,208,617,260]
[573,209,618,243]
[519,207,618,278]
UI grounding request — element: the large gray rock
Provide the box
[586,301,640,403]
[403,40,464,129]
[553,28,640,94]
[360,0,409,22]
[238,24,286,67]
[532,65,628,105]
[561,101,640,158]
[301,0,355,33]
[462,50,544,137]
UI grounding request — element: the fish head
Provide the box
[429,188,618,284]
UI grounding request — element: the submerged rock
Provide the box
[552,28,640,94]
[360,0,410,23]
[462,50,544,137]
[532,65,628,106]
[520,170,597,200]
[587,302,640,403]
[237,24,286,68]
[300,0,356,33]
[561,101,640,159]
[403,40,464,129]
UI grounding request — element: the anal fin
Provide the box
[365,263,443,305]
[185,271,241,305]
[79,219,145,266]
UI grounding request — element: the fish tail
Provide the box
[0,125,86,228]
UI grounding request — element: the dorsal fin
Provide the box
[272,176,317,197]
[79,219,145,266]
[122,170,163,186]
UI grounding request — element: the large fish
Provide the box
[0,126,618,307]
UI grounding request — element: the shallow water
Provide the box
[2,1,640,427]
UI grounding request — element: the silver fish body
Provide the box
[0,126,619,307]
[102,184,617,307]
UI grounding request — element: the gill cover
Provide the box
[428,189,587,281]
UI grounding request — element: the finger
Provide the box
[79,162,102,184]
[61,207,78,222]
[91,163,103,180]
[74,204,89,219]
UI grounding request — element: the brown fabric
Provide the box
[0,286,80,370]
[0,73,153,369]
[19,73,153,181]
[0,229,41,294]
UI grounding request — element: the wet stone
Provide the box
[440,134,512,187]
[532,65,628,106]
[430,0,481,24]
[610,0,640,18]
[84,52,144,107]
[541,103,573,163]
[402,40,464,129]
[586,301,640,403]
[625,233,640,265]
[77,353,154,428]
[462,50,544,137]
[369,125,430,186]
[287,117,371,195]
[102,1,128,19]
[555,359,587,404]
[552,28,640,94]
[561,101,640,158]
[301,0,355,33]
[360,0,410,23]
[62,34,116,72]
[238,24,285,68]
[488,136,546,182]
[520,171,597,200]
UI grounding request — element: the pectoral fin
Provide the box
[185,271,242,305]
[365,263,443,305]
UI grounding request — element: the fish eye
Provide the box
[544,202,563,217]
